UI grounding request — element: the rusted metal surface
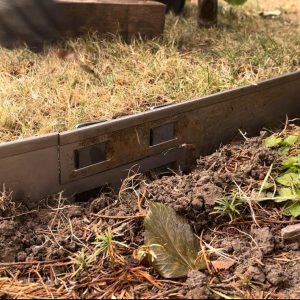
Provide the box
[0,71,300,203]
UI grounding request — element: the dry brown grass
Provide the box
[0,185,14,215]
[0,0,299,143]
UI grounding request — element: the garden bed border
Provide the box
[1,70,300,205]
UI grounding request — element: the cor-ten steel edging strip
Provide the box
[59,70,300,186]
[0,70,300,203]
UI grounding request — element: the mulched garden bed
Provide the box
[0,123,299,299]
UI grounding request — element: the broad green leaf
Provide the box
[144,202,204,278]
[264,136,282,148]
[278,187,293,197]
[282,135,299,146]
[284,201,300,217]
[224,0,247,5]
[276,173,300,187]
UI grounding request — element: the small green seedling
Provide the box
[264,133,299,153]
[92,228,129,263]
[69,249,92,275]
[211,194,244,221]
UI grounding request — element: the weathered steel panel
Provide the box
[59,71,300,187]
[0,134,60,207]
[59,116,183,184]
[60,71,300,145]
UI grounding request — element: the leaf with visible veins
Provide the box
[144,202,205,278]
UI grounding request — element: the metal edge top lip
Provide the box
[0,133,59,159]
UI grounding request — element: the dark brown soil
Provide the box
[0,133,299,299]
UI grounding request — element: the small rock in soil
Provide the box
[195,184,223,207]
[285,242,299,251]
[281,224,300,242]
[89,195,114,213]
[186,286,213,299]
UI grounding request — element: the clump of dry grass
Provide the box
[0,0,299,143]
[0,185,15,215]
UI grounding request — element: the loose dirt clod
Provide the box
[281,224,300,242]
[251,226,275,255]
[186,270,215,299]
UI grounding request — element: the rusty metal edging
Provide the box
[1,70,300,205]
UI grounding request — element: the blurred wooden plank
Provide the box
[56,0,166,39]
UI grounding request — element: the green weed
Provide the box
[211,193,244,221]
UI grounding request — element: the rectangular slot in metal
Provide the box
[75,142,107,169]
[150,123,175,146]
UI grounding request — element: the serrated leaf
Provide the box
[264,135,282,148]
[276,173,300,187]
[144,202,204,279]
[224,0,247,5]
[284,201,300,217]
[282,135,299,146]
[282,156,300,169]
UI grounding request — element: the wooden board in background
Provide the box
[56,0,166,39]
